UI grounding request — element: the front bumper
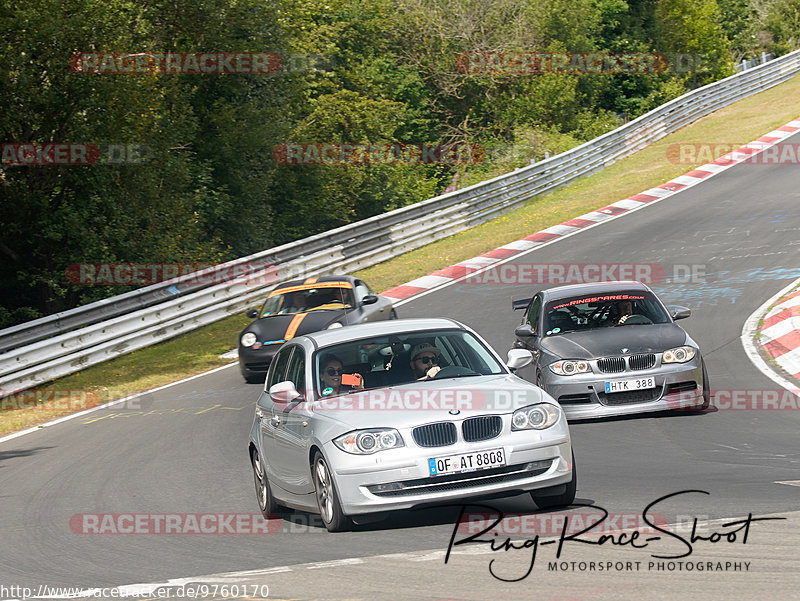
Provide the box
[543,358,705,419]
[238,343,282,378]
[324,425,573,516]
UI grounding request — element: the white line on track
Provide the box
[0,362,238,445]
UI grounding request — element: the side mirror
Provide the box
[668,305,691,320]
[514,324,536,338]
[361,294,378,305]
[507,349,534,371]
[246,309,259,319]
[269,381,301,404]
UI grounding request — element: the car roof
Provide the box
[541,280,652,301]
[274,275,357,290]
[297,317,467,348]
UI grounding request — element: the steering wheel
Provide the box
[430,365,480,379]
[617,314,653,326]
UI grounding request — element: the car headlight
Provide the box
[327,322,343,329]
[333,428,405,455]
[549,360,591,376]
[511,403,561,430]
[662,346,697,364]
[240,332,257,347]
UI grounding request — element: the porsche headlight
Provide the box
[334,429,405,455]
[549,360,591,376]
[662,346,697,364]
[511,403,561,430]
[327,322,343,329]
[240,332,257,347]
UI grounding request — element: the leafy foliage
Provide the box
[1,0,797,326]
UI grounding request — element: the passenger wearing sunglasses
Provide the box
[410,343,442,380]
[319,355,364,394]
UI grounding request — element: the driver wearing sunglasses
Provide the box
[320,355,364,394]
[410,343,442,380]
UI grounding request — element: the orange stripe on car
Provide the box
[284,313,307,340]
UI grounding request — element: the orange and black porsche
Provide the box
[238,275,397,383]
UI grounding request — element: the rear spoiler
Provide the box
[512,297,532,311]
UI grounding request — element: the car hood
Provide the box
[248,310,346,342]
[540,323,687,359]
[304,374,552,430]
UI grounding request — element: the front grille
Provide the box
[597,357,625,373]
[244,362,270,371]
[667,381,697,393]
[366,460,553,497]
[558,393,593,404]
[629,353,656,370]
[412,422,457,447]
[462,416,502,442]
[599,387,661,405]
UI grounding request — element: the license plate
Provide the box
[428,448,505,476]
[605,377,656,393]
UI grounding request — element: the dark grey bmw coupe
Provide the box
[511,281,709,418]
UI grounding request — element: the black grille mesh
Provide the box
[462,416,502,442]
[412,422,457,447]
[629,353,656,370]
[597,357,625,373]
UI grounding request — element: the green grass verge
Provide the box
[3,73,799,436]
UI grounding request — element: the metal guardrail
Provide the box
[2,49,800,395]
[736,52,777,72]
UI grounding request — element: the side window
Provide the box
[266,346,293,390]
[526,295,542,332]
[285,349,306,395]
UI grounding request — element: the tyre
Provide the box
[389,309,398,320]
[251,447,280,517]
[244,373,265,384]
[530,454,577,509]
[312,451,352,532]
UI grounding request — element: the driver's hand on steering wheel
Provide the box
[418,365,441,380]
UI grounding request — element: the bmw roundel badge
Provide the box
[449,409,460,415]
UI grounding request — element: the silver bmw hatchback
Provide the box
[248,318,576,531]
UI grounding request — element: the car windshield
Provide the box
[314,329,506,397]
[260,283,354,316]
[542,290,670,335]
